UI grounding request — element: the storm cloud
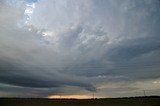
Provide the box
[0,0,160,98]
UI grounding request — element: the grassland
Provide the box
[0,96,160,106]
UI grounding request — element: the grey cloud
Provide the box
[0,61,96,91]
[0,0,160,97]
[107,37,160,62]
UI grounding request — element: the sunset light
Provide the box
[47,95,95,99]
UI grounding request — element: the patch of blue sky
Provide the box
[25,0,38,4]
[7,0,38,5]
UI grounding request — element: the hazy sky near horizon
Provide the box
[0,0,160,98]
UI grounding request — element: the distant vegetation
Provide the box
[0,96,160,106]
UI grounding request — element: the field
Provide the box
[0,96,160,106]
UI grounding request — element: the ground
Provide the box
[0,96,160,106]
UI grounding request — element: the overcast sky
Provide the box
[0,0,160,98]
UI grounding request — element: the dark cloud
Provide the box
[0,0,160,97]
[0,61,96,92]
[107,37,160,62]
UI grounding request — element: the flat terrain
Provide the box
[0,96,160,106]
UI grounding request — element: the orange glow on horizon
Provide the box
[47,95,95,99]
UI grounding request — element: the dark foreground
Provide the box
[0,96,160,106]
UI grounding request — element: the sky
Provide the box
[0,0,160,98]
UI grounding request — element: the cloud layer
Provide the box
[0,0,160,97]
